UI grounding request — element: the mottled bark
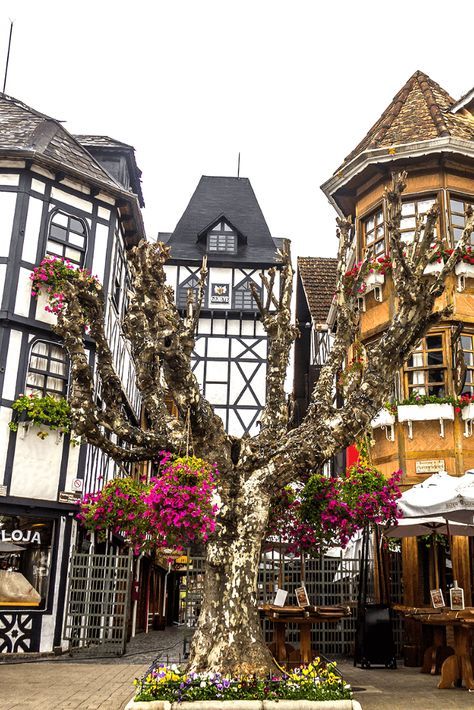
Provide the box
[54,172,474,675]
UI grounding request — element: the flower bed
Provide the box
[131,662,352,706]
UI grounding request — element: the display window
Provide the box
[0,515,54,610]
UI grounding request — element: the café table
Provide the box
[259,603,351,666]
[393,604,474,689]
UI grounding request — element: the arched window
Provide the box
[25,341,68,398]
[233,279,261,310]
[46,210,87,266]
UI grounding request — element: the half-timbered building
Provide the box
[321,70,474,656]
[0,95,144,653]
[162,176,285,436]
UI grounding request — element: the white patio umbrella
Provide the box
[385,517,474,538]
[396,471,468,519]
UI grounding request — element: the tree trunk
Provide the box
[187,475,277,676]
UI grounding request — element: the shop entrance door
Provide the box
[63,548,132,656]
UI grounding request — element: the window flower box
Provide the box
[365,272,385,287]
[397,403,454,439]
[423,261,444,276]
[455,261,474,292]
[371,409,395,441]
[462,403,474,438]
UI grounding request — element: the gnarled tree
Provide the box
[45,172,473,676]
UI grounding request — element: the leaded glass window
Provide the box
[362,208,385,256]
[25,341,68,398]
[405,333,446,397]
[46,211,87,266]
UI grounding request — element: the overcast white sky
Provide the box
[1,1,473,261]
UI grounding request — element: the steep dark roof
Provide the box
[166,176,281,264]
[0,94,126,193]
[75,134,144,207]
[342,70,474,167]
[74,135,134,149]
[297,257,338,324]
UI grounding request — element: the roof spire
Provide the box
[2,19,14,95]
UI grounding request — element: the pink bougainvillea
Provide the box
[267,462,402,554]
[30,255,100,315]
[77,452,219,554]
[143,452,219,550]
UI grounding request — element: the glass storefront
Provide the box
[0,514,54,610]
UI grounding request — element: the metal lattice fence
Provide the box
[63,549,132,656]
[185,549,403,658]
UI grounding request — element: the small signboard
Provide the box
[210,284,230,304]
[295,585,310,607]
[273,589,288,607]
[416,459,445,474]
[58,491,81,504]
[0,485,7,496]
[430,588,445,608]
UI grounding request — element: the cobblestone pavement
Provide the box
[1,632,474,709]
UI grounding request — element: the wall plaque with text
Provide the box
[415,459,445,474]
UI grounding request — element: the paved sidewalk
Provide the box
[1,632,474,709]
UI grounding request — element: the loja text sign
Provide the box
[416,459,445,474]
[0,529,41,544]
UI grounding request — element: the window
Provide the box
[405,333,446,397]
[111,238,126,310]
[26,341,68,398]
[207,221,237,254]
[362,208,385,256]
[448,196,474,246]
[177,274,200,310]
[46,211,87,266]
[0,515,54,612]
[400,197,437,242]
[233,279,261,310]
[461,333,474,395]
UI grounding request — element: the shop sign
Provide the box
[210,284,229,304]
[175,555,189,565]
[415,459,445,474]
[0,529,41,544]
[58,491,81,504]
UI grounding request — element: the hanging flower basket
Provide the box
[397,403,454,439]
[455,261,474,291]
[365,272,385,287]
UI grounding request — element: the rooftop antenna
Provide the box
[2,19,14,95]
[237,152,240,178]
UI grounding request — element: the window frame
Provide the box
[447,193,474,247]
[460,331,474,395]
[25,339,69,399]
[46,209,88,266]
[403,331,448,398]
[232,278,261,311]
[361,206,386,257]
[399,194,439,243]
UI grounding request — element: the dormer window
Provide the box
[207,221,237,254]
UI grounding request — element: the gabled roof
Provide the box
[343,70,474,167]
[0,94,126,194]
[297,256,338,325]
[166,176,280,264]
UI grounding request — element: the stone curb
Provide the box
[125,699,362,710]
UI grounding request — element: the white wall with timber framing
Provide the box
[0,159,139,654]
[165,262,281,437]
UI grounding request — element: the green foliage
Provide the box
[398,392,458,406]
[134,660,351,702]
[9,393,71,438]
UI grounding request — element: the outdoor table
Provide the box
[393,604,474,689]
[259,604,351,666]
